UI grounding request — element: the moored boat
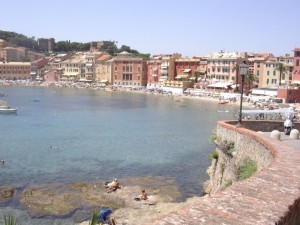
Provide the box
[0,100,17,114]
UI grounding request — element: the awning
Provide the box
[86,63,93,67]
[78,79,92,82]
[292,80,300,84]
[199,69,206,73]
[176,75,189,79]
[183,69,191,73]
[207,82,232,88]
[100,80,108,83]
[152,74,157,77]
[30,72,36,75]
[64,73,79,76]
[189,77,196,80]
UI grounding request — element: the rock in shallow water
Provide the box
[20,176,181,220]
[0,186,14,203]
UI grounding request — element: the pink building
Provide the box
[293,48,300,81]
[44,69,61,83]
[147,56,161,85]
[30,58,49,80]
[174,57,200,81]
[112,51,147,87]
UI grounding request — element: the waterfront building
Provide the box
[193,57,208,89]
[112,51,147,87]
[59,54,85,82]
[95,53,112,84]
[205,51,245,86]
[0,61,31,80]
[30,58,49,81]
[174,57,200,81]
[82,51,103,82]
[147,55,162,88]
[293,48,300,82]
[45,54,71,72]
[278,54,294,86]
[147,53,181,89]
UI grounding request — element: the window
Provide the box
[115,66,117,71]
[273,71,276,76]
[257,70,260,76]
[267,71,270,75]
[267,78,269,84]
[296,59,299,66]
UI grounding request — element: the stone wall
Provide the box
[145,121,300,225]
[203,123,274,194]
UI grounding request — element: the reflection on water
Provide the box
[0,86,238,224]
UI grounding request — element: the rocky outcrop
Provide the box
[0,186,14,203]
[203,140,238,194]
[20,176,180,220]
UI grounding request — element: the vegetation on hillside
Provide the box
[0,30,150,59]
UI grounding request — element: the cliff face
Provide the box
[203,124,274,195]
[204,142,238,194]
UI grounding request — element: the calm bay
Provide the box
[0,86,238,224]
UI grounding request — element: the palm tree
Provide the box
[194,71,201,83]
[245,72,256,95]
[232,63,240,91]
[276,62,285,86]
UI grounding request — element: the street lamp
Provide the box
[238,62,248,124]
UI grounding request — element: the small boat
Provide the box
[0,106,17,114]
[219,100,229,104]
[0,100,17,114]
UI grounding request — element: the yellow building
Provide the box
[95,54,112,84]
[59,54,85,82]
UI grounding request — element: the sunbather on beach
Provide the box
[105,178,120,192]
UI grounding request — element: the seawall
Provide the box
[144,121,300,225]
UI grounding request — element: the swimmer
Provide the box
[1,160,4,164]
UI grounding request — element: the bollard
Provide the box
[270,130,281,140]
[289,129,299,140]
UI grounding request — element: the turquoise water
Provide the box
[0,86,238,224]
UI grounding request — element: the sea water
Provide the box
[0,86,238,224]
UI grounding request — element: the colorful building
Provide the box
[174,57,200,81]
[206,51,245,85]
[293,48,300,82]
[0,62,31,80]
[112,51,147,87]
[95,54,112,84]
[30,58,49,81]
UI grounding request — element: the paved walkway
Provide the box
[262,131,300,151]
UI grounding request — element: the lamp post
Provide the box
[238,62,248,124]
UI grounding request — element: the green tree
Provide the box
[194,71,201,83]
[245,72,256,95]
[232,63,240,91]
[277,62,285,86]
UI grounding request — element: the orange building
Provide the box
[0,62,31,80]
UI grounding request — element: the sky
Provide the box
[1,0,300,57]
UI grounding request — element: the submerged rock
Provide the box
[0,186,14,203]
